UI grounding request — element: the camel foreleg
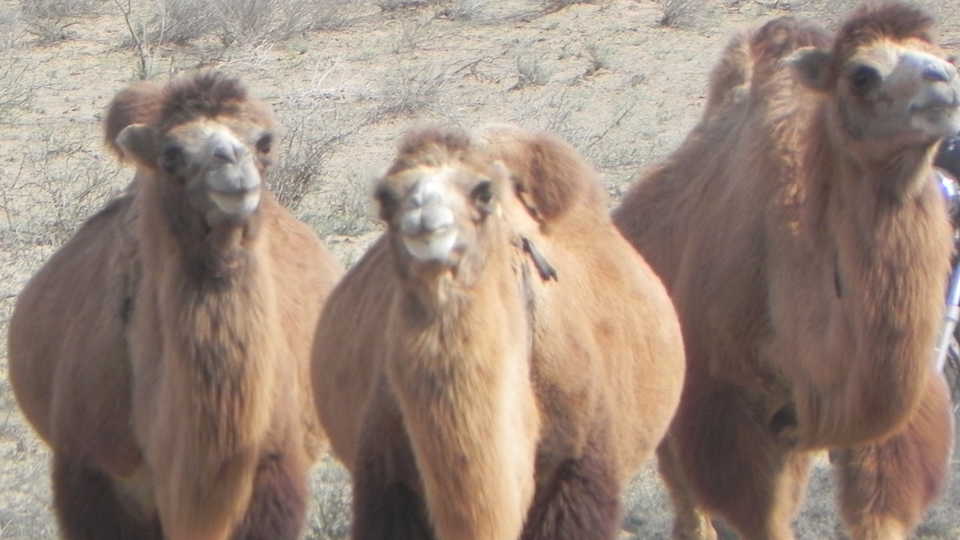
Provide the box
[831,372,954,540]
[52,454,162,540]
[229,451,309,540]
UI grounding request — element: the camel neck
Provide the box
[137,173,265,287]
[818,105,936,208]
[393,238,530,371]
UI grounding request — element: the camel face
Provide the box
[376,163,502,270]
[117,115,274,226]
[840,40,959,141]
[792,35,958,150]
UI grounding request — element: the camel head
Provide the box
[375,128,508,284]
[104,72,277,228]
[789,3,958,153]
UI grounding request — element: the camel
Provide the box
[7,72,343,540]
[613,4,957,540]
[310,125,685,540]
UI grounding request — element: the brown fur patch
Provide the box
[831,373,954,536]
[229,453,309,540]
[386,125,479,176]
[833,2,935,64]
[53,455,162,540]
[520,435,623,540]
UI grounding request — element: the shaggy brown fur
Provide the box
[7,72,342,540]
[614,4,956,539]
[312,125,685,540]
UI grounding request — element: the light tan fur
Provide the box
[8,72,343,540]
[312,125,685,540]
[614,4,956,540]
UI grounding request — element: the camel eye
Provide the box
[471,180,494,206]
[849,65,880,94]
[161,144,184,174]
[375,185,398,221]
[256,133,273,154]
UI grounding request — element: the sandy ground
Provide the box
[0,0,957,538]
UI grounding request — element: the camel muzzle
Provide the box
[399,205,459,263]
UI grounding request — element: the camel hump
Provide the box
[480,124,606,226]
[705,16,829,113]
[746,16,831,91]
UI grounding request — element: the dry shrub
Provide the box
[371,67,448,120]
[512,54,550,90]
[307,456,352,539]
[540,0,598,15]
[375,0,444,12]
[19,0,102,42]
[657,0,700,27]
[141,0,353,48]
[0,62,32,122]
[0,129,123,250]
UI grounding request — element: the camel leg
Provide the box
[351,403,434,540]
[668,378,812,540]
[657,438,718,540]
[831,373,954,540]
[520,432,622,540]
[230,451,309,540]
[52,453,162,540]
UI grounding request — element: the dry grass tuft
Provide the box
[18,0,100,42]
[657,0,700,28]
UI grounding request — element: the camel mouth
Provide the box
[401,228,459,264]
[209,188,261,218]
[909,91,960,117]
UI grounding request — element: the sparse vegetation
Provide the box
[130,0,354,49]
[1,129,123,248]
[657,0,699,27]
[375,0,443,12]
[583,43,611,77]
[439,0,487,21]
[512,54,550,89]
[372,67,448,120]
[0,61,32,122]
[0,1,959,538]
[19,0,100,42]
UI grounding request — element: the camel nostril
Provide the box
[213,144,238,164]
[923,64,951,83]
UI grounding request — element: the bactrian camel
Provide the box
[311,125,685,540]
[7,71,343,540]
[614,4,957,539]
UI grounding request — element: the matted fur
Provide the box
[832,3,934,63]
[614,4,955,540]
[8,72,343,540]
[312,125,685,540]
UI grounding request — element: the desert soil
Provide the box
[0,0,957,538]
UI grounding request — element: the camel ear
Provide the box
[115,124,159,167]
[788,47,833,92]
